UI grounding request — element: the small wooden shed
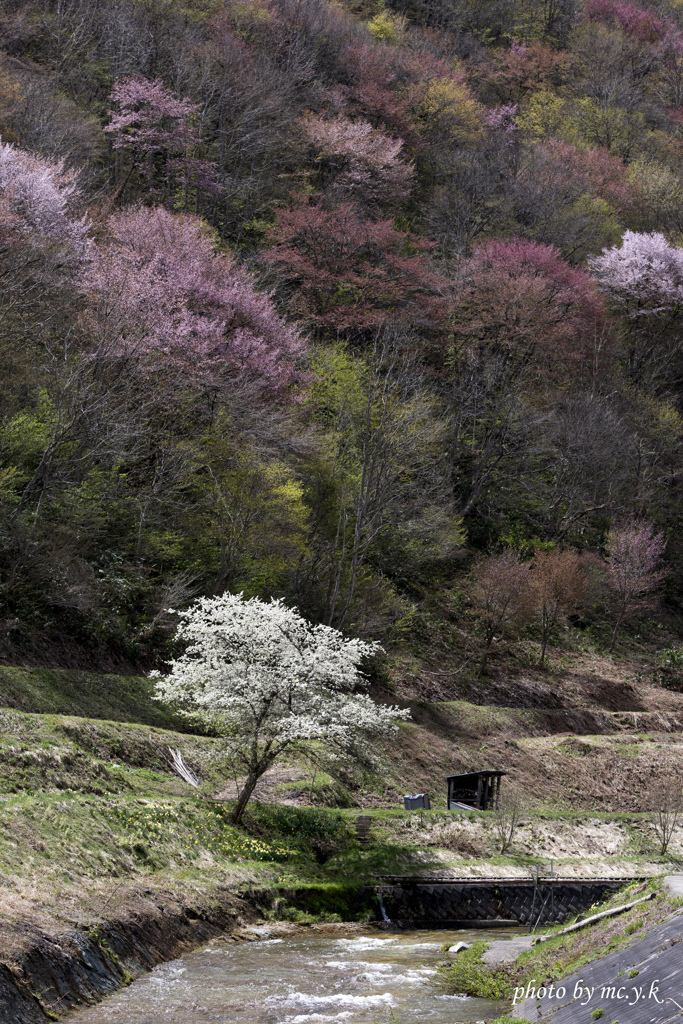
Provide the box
[446,770,507,811]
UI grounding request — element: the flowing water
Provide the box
[66,926,514,1024]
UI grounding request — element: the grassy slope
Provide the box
[0,702,440,962]
[0,665,188,730]
[374,609,683,815]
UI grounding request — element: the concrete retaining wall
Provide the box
[375,878,633,928]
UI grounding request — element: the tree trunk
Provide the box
[230,769,262,825]
[477,635,493,679]
[609,606,625,653]
[135,506,147,559]
[540,607,549,667]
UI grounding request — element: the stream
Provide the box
[66,926,514,1023]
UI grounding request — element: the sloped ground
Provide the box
[369,643,683,814]
[390,646,683,714]
[514,913,683,1024]
[0,666,188,730]
[371,808,681,878]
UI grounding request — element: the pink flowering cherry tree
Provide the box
[87,205,306,394]
[0,140,89,260]
[589,231,683,383]
[589,231,683,311]
[606,519,667,652]
[585,0,673,43]
[105,76,219,206]
[299,111,415,215]
[454,237,608,378]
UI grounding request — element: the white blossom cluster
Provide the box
[154,593,410,753]
[589,230,683,314]
[0,141,89,257]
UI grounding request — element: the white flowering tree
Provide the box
[154,594,409,823]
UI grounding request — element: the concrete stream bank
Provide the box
[0,889,263,1023]
[501,877,683,1023]
[512,910,683,1023]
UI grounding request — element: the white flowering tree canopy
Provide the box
[154,593,410,822]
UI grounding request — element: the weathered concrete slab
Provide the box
[482,935,542,965]
[513,911,683,1022]
[662,875,683,897]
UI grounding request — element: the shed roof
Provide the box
[445,770,508,781]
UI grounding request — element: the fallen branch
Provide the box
[168,748,201,788]
[533,892,655,944]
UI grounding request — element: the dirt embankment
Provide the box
[363,649,683,813]
[0,888,260,1023]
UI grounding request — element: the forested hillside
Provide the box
[1,0,683,670]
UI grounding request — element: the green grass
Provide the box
[0,706,226,797]
[0,706,441,890]
[0,704,444,933]
[0,792,290,905]
[265,883,378,921]
[101,802,294,862]
[0,670,680,951]
[0,788,410,934]
[0,707,672,893]
[437,941,511,999]
[0,665,189,730]
[434,701,549,736]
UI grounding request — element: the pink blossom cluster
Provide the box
[455,237,610,376]
[0,135,303,395]
[300,112,414,212]
[105,77,202,153]
[485,104,518,134]
[474,237,606,326]
[585,0,673,43]
[105,77,220,195]
[607,520,667,607]
[89,206,306,392]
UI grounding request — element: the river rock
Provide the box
[448,941,472,954]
